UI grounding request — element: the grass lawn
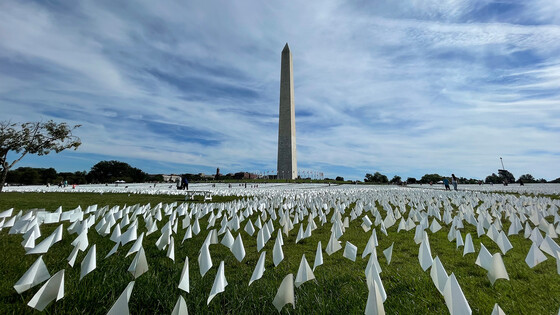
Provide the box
[0,192,559,314]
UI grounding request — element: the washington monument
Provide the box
[277,43,297,180]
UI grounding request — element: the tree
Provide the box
[364,172,388,184]
[420,174,443,184]
[0,121,81,192]
[518,174,536,183]
[498,169,515,184]
[87,160,147,183]
[550,178,560,183]
[335,176,344,182]
[389,175,402,185]
[406,177,417,184]
[485,173,501,184]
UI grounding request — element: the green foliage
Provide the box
[364,172,388,184]
[0,120,81,192]
[486,170,515,184]
[87,160,147,183]
[406,177,417,184]
[518,174,536,183]
[389,175,401,184]
[335,176,344,181]
[485,173,501,184]
[420,173,442,184]
[498,170,516,183]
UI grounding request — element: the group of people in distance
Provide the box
[443,174,458,191]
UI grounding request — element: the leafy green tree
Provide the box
[365,172,388,184]
[551,178,560,183]
[88,160,147,183]
[0,121,81,192]
[518,174,536,183]
[420,174,443,184]
[389,175,402,184]
[485,173,500,184]
[335,176,344,182]
[406,177,417,184]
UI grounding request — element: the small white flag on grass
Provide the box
[67,245,80,267]
[0,208,13,218]
[463,233,475,256]
[27,269,65,311]
[430,219,442,234]
[362,230,378,259]
[199,244,213,277]
[295,254,315,287]
[126,232,144,257]
[430,256,448,295]
[107,281,135,315]
[221,229,234,249]
[365,279,385,315]
[365,258,387,302]
[105,242,119,259]
[14,255,50,294]
[313,241,323,271]
[80,244,96,280]
[475,243,493,271]
[178,257,190,293]
[181,226,192,244]
[295,224,304,243]
[172,295,188,315]
[26,225,63,255]
[526,242,547,268]
[491,303,506,315]
[249,251,266,286]
[488,253,509,285]
[207,261,227,305]
[443,273,471,315]
[272,274,295,312]
[383,243,394,265]
[456,230,464,248]
[273,235,284,267]
[71,229,89,252]
[245,220,255,236]
[343,241,358,262]
[120,225,137,246]
[257,228,265,252]
[231,233,246,262]
[128,246,148,279]
[540,235,560,257]
[167,236,175,262]
[325,232,342,256]
[556,252,560,275]
[110,224,122,243]
[419,232,433,271]
[496,231,513,255]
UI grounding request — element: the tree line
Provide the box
[5,160,163,186]
[364,171,559,184]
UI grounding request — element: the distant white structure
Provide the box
[162,175,181,182]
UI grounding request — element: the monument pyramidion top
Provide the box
[282,43,290,52]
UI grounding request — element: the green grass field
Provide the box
[1,192,559,314]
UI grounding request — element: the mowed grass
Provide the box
[0,192,559,314]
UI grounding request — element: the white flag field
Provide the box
[1,183,560,313]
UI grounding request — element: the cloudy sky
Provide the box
[1,0,559,181]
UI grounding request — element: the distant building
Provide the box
[198,173,214,179]
[162,174,181,183]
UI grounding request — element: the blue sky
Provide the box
[1,0,559,181]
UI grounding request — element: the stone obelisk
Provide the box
[277,43,297,180]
